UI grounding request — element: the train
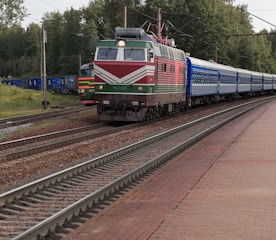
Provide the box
[1,65,96,106]
[1,75,78,94]
[93,27,276,122]
[77,63,96,105]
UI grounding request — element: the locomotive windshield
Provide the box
[124,49,145,61]
[96,47,147,61]
[97,48,118,60]
[79,64,93,77]
[80,68,92,77]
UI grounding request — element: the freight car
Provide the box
[1,75,78,94]
[93,27,275,122]
[1,79,22,88]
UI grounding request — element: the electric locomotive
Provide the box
[94,27,187,121]
[78,63,96,105]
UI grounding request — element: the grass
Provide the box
[0,83,82,118]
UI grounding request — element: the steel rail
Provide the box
[0,106,93,129]
[0,121,143,161]
[0,123,104,151]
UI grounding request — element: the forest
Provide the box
[1,0,276,79]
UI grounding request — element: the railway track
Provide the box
[0,122,140,162]
[0,102,211,162]
[0,105,94,130]
[0,97,271,240]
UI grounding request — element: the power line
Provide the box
[238,6,276,29]
[227,32,276,37]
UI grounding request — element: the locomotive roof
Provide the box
[115,27,158,45]
[80,63,93,69]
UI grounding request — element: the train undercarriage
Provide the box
[97,102,186,122]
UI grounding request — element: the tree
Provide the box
[43,12,64,75]
[61,8,85,74]
[1,0,275,77]
[23,23,41,76]
[0,0,27,30]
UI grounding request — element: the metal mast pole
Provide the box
[157,8,162,38]
[41,24,47,110]
[124,6,127,28]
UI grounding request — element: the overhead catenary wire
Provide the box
[238,6,276,30]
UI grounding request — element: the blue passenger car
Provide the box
[263,73,273,91]
[186,57,219,97]
[237,68,252,94]
[217,64,237,95]
[251,72,263,92]
[273,75,276,90]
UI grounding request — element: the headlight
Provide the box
[117,40,126,47]
[98,85,103,90]
[138,86,143,91]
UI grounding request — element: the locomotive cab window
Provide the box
[80,68,93,77]
[124,49,145,61]
[97,48,118,60]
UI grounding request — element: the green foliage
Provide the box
[0,0,27,30]
[0,84,81,118]
[44,12,66,75]
[0,0,276,77]
[0,84,40,115]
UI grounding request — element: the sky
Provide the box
[22,0,90,27]
[22,0,276,32]
[235,0,276,32]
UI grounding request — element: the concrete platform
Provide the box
[64,99,276,240]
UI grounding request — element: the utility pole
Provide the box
[41,23,48,110]
[157,8,162,38]
[123,6,127,28]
